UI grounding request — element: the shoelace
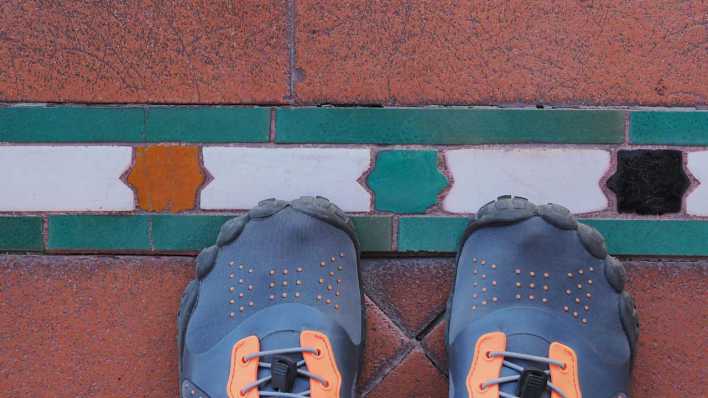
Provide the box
[481,350,568,398]
[240,347,328,398]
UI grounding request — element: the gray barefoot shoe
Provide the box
[447,196,639,398]
[178,197,363,398]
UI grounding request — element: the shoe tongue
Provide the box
[259,329,301,352]
[257,330,311,394]
[500,334,551,398]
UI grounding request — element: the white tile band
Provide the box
[687,151,708,216]
[201,147,371,212]
[443,148,610,214]
[0,146,134,211]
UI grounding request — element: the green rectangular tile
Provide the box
[153,215,392,253]
[0,106,144,142]
[398,217,469,252]
[152,215,232,251]
[39,215,708,256]
[276,108,625,144]
[630,111,708,145]
[398,217,708,256]
[0,217,43,251]
[48,215,150,250]
[145,107,270,142]
[582,219,708,256]
[352,216,393,252]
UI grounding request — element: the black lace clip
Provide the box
[270,355,299,392]
[517,368,549,398]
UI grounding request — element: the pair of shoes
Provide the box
[178,196,639,398]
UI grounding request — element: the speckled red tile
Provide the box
[365,348,448,398]
[625,261,708,397]
[362,258,454,337]
[359,296,411,392]
[421,319,448,373]
[0,1,288,103]
[295,0,708,106]
[0,256,705,397]
[413,260,708,397]
[0,255,192,397]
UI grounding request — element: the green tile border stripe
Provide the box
[39,214,393,253]
[152,215,232,251]
[0,106,144,142]
[276,107,625,144]
[22,214,708,256]
[352,216,393,252]
[151,215,393,253]
[630,111,708,145]
[0,216,44,251]
[583,219,708,257]
[397,217,708,256]
[47,215,151,251]
[398,217,470,252]
[0,106,270,143]
[6,106,708,145]
[145,107,269,143]
[10,215,706,256]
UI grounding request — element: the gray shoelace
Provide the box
[481,350,569,398]
[240,347,328,398]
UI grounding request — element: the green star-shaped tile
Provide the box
[368,150,448,213]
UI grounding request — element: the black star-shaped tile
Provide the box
[607,150,689,214]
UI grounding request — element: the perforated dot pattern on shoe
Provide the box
[467,256,597,326]
[224,252,350,320]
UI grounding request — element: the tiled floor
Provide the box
[0,255,705,397]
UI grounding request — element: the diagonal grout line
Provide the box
[422,349,449,379]
[359,341,416,397]
[415,309,446,341]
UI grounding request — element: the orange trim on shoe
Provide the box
[301,330,342,398]
[466,331,507,397]
[227,335,260,398]
[549,342,582,398]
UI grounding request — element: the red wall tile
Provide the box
[295,0,707,106]
[0,1,289,103]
